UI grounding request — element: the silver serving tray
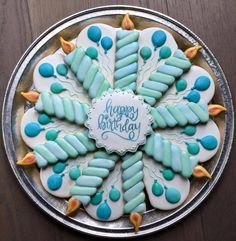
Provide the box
[2,5,234,238]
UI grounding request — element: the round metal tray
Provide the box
[2,5,234,238]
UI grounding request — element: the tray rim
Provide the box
[2,5,235,238]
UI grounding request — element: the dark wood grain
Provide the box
[0,1,235,241]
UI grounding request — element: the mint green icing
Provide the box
[35,91,89,125]
[137,49,191,106]
[64,47,110,98]
[144,133,199,178]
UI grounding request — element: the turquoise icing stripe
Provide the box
[144,133,199,178]
[70,186,97,196]
[153,133,163,161]
[132,203,146,213]
[156,106,178,127]
[157,65,183,78]
[116,31,139,49]
[51,95,64,119]
[143,81,168,92]
[88,158,115,170]
[123,182,144,202]
[35,152,47,167]
[73,195,90,205]
[114,62,138,80]
[44,141,68,161]
[64,135,87,155]
[171,145,182,172]
[122,161,143,181]
[114,74,137,89]
[41,91,54,115]
[116,42,139,60]
[88,72,105,98]
[64,47,110,99]
[76,55,92,81]
[56,137,78,158]
[63,97,75,122]
[73,101,86,124]
[115,54,138,69]
[178,104,199,124]
[124,192,145,214]
[75,131,96,151]
[34,145,57,164]
[116,30,131,39]
[82,167,109,178]
[76,176,103,187]
[137,49,192,106]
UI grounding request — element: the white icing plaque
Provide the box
[86,90,153,155]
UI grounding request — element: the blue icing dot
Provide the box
[38,113,53,125]
[165,187,181,204]
[184,90,200,103]
[159,45,172,60]
[109,186,121,202]
[47,174,64,191]
[45,129,60,141]
[161,169,175,181]
[140,46,152,63]
[152,30,167,50]
[38,63,55,78]
[193,76,211,91]
[175,79,187,92]
[96,201,111,220]
[50,82,65,94]
[69,166,80,180]
[52,162,67,174]
[182,125,196,136]
[91,191,103,205]
[86,47,98,59]
[152,180,164,196]
[101,36,113,54]
[56,64,68,77]
[87,26,102,45]
[186,142,200,155]
[24,122,44,137]
[197,135,218,150]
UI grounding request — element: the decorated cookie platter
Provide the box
[2,6,234,238]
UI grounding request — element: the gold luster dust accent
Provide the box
[21,91,39,103]
[193,165,212,179]
[60,37,75,54]
[121,13,135,30]
[17,152,36,166]
[130,212,142,233]
[184,45,202,60]
[66,197,81,216]
[208,104,227,116]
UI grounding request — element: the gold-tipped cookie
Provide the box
[17,152,36,166]
[21,91,39,103]
[121,13,135,30]
[66,197,81,216]
[130,212,142,233]
[208,104,227,116]
[60,37,75,54]
[193,165,212,179]
[185,45,202,60]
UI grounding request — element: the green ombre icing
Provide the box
[70,152,119,206]
[64,47,111,99]
[144,133,199,178]
[35,91,89,125]
[114,30,139,90]
[34,131,95,167]
[121,151,146,214]
[151,101,209,129]
[137,49,192,106]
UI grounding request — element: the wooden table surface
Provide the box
[0,1,235,241]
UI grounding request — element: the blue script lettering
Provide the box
[98,99,141,141]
